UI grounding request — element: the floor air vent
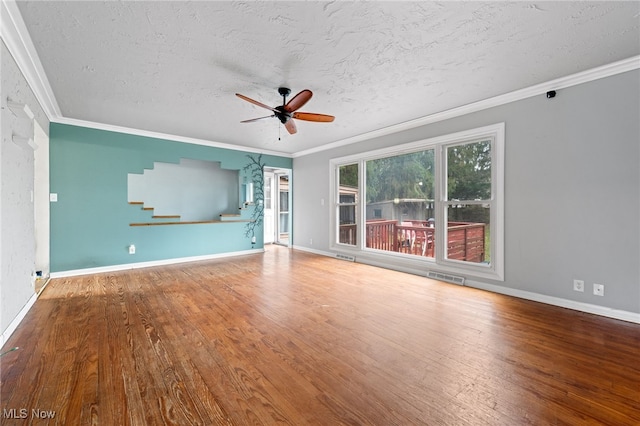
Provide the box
[335,253,355,262]
[426,271,465,285]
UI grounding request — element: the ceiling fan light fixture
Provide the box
[236,87,334,135]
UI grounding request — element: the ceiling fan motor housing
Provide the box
[274,106,291,123]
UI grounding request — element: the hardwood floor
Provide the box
[1,246,639,425]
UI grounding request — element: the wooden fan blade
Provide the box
[240,115,275,123]
[236,93,276,112]
[284,119,297,134]
[284,90,312,112]
[293,112,335,122]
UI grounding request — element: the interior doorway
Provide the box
[264,168,291,246]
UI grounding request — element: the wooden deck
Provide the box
[344,220,486,261]
[1,246,638,425]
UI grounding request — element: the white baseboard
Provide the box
[50,249,265,278]
[465,279,640,324]
[1,277,52,350]
[294,246,640,324]
[0,293,38,351]
[291,245,334,257]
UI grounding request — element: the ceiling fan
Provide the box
[236,87,334,135]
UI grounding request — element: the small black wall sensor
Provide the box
[546,90,556,99]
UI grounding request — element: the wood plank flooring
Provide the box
[1,246,639,425]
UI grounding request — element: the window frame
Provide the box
[330,123,504,281]
[335,163,360,247]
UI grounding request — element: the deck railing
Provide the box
[446,222,486,263]
[339,220,485,262]
[366,220,397,251]
[339,223,357,245]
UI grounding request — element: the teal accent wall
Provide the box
[49,123,292,272]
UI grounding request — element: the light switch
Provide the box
[49,193,58,202]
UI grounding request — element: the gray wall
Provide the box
[293,70,639,314]
[1,39,49,337]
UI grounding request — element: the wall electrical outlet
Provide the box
[593,283,605,296]
[573,279,584,292]
[129,245,135,254]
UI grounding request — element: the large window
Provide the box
[330,124,504,280]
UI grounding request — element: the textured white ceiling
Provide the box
[15,1,640,155]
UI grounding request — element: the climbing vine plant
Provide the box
[243,154,265,240]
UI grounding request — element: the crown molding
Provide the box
[292,55,640,158]
[3,0,638,159]
[54,116,293,157]
[1,0,61,119]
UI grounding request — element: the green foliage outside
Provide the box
[360,140,491,204]
[339,163,358,188]
[340,140,491,216]
[366,150,435,203]
[447,140,491,200]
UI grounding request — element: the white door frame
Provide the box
[264,168,292,247]
[263,171,275,244]
[275,170,291,246]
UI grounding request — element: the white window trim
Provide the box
[330,123,504,281]
[335,163,360,248]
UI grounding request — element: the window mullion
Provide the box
[434,144,446,263]
[358,160,366,250]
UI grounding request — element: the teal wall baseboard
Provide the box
[50,248,265,278]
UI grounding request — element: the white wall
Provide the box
[0,39,49,343]
[293,70,640,317]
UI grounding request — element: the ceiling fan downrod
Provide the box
[276,87,292,124]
